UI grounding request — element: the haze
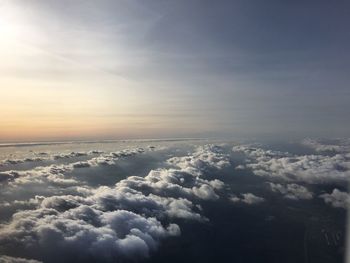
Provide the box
[0,0,349,141]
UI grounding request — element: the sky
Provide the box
[0,0,349,141]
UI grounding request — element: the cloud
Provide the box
[0,145,230,262]
[302,138,350,153]
[268,183,313,200]
[319,189,350,209]
[0,158,44,166]
[0,202,11,208]
[0,207,180,262]
[232,145,350,184]
[52,151,89,159]
[192,184,220,200]
[0,148,144,170]
[0,198,41,211]
[77,148,145,167]
[0,165,79,187]
[0,255,42,263]
[229,193,265,205]
[235,164,245,170]
[0,147,148,188]
[0,150,104,167]
[168,144,230,172]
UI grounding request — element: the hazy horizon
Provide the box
[1,2,349,262]
[1,0,350,141]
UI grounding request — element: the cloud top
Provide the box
[232,145,350,184]
[0,145,230,262]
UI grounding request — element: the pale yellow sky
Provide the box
[0,1,217,141]
[0,2,157,140]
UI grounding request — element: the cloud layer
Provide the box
[232,145,350,184]
[0,145,230,262]
[302,138,350,154]
[0,148,146,187]
[0,140,348,262]
[0,150,104,167]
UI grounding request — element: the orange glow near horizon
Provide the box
[0,3,147,141]
[0,1,217,142]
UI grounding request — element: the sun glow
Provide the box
[0,2,150,141]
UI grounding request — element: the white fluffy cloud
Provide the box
[0,207,180,261]
[268,183,313,200]
[232,145,350,184]
[302,138,350,153]
[319,189,350,209]
[0,165,79,187]
[229,193,265,205]
[0,145,230,262]
[0,148,147,187]
[168,144,230,172]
